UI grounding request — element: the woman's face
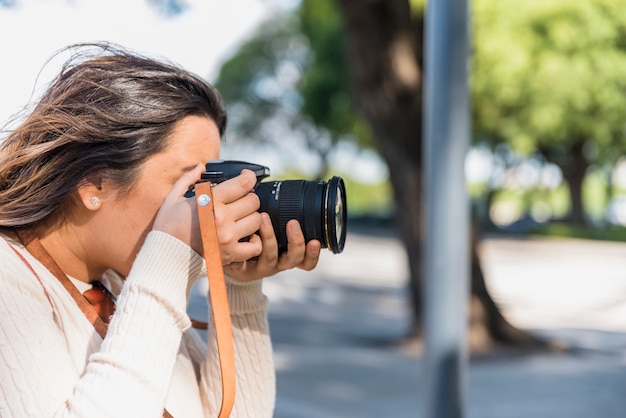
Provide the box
[94,115,220,276]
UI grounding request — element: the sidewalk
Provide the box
[263,231,626,418]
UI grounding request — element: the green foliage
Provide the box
[531,222,626,242]
[340,176,394,216]
[583,168,610,219]
[478,164,622,225]
[296,0,373,147]
[489,183,569,221]
[213,0,373,145]
[215,14,305,140]
[298,0,348,133]
[214,0,374,180]
[409,0,426,11]
[472,0,626,163]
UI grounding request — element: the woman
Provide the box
[0,42,320,417]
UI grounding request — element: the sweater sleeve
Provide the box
[65,231,205,418]
[0,231,203,418]
[196,276,276,417]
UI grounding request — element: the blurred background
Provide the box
[3,0,626,417]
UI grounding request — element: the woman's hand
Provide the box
[224,214,322,282]
[210,169,264,264]
[152,164,205,252]
[153,165,263,262]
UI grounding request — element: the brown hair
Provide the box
[0,42,227,228]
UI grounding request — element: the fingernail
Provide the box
[262,213,271,225]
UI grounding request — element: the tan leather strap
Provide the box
[194,181,236,418]
[15,229,110,338]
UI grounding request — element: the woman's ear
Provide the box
[76,177,104,211]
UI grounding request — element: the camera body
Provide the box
[186,160,347,254]
[198,160,271,187]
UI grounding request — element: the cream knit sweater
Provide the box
[0,230,275,417]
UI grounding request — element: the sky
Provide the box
[0,0,274,126]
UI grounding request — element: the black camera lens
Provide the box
[255,176,347,254]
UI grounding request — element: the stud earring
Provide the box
[90,196,100,206]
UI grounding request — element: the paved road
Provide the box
[190,231,626,417]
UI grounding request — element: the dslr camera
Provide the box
[186,160,347,254]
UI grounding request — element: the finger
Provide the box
[298,240,321,271]
[277,219,307,270]
[254,212,279,267]
[153,163,205,251]
[212,169,258,204]
[216,193,261,223]
[154,163,203,225]
[221,237,263,265]
[232,212,264,242]
[214,208,262,248]
[170,163,205,200]
[233,241,264,263]
[230,214,279,280]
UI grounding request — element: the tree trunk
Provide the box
[541,140,589,225]
[337,0,425,337]
[562,141,588,225]
[337,0,546,352]
[469,219,547,353]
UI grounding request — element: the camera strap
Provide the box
[194,181,236,418]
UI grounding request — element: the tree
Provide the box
[335,0,545,351]
[472,0,626,225]
[215,0,546,352]
[214,10,369,180]
[333,0,425,335]
[214,15,323,178]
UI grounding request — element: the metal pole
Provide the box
[422,0,471,417]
